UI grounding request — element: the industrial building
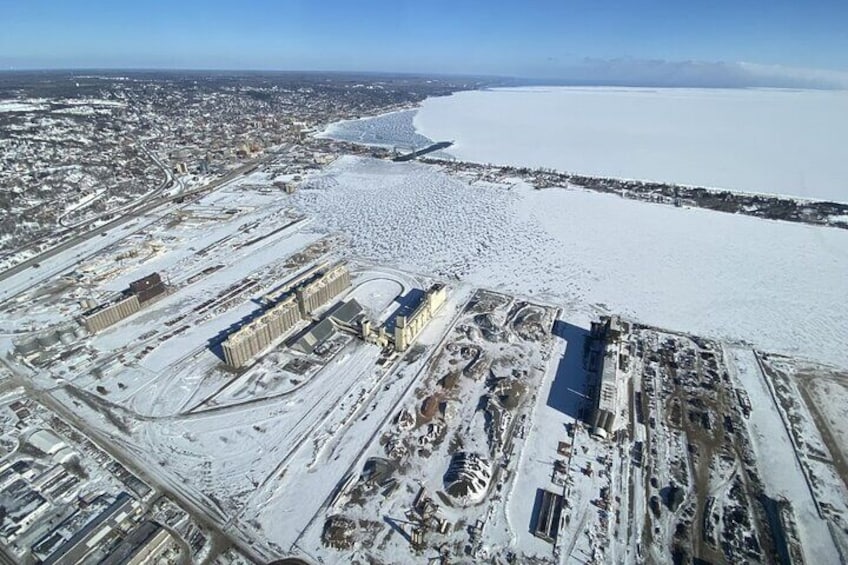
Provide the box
[13,324,85,361]
[42,492,140,565]
[295,263,351,318]
[328,299,365,329]
[292,299,365,355]
[129,272,166,304]
[394,284,447,351]
[99,521,175,565]
[222,294,301,368]
[292,318,337,355]
[533,489,564,542]
[81,272,166,333]
[588,316,628,438]
[82,294,140,333]
[26,429,78,465]
[221,264,352,368]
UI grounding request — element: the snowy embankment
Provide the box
[727,348,840,564]
[292,156,848,368]
[413,87,848,202]
[0,100,49,113]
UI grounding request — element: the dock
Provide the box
[392,141,453,162]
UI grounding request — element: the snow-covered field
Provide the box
[411,87,848,202]
[293,156,848,368]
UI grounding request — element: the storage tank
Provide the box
[58,327,75,345]
[15,337,39,355]
[36,332,60,348]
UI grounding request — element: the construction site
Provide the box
[314,289,563,560]
[294,302,848,564]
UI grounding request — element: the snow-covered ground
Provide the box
[727,348,840,564]
[411,87,848,202]
[293,156,848,368]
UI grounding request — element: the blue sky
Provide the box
[2,0,848,84]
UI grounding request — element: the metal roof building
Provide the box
[43,492,138,565]
[292,318,336,355]
[329,299,364,326]
[99,520,174,565]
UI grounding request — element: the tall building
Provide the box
[295,264,351,318]
[222,294,301,368]
[129,272,165,304]
[394,284,447,351]
[589,316,628,438]
[81,272,166,333]
[221,263,352,368]
[82,295,140,333]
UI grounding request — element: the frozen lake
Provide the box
[294,156,848,369]
[317,109,432,149]
[411,87,848,202]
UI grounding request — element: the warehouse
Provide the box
[292,318,337,355]
[328,299,364,329]
[100,521,175,565]
[43,492,140,565]
[128,272,166,304]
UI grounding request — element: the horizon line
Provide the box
[1,66,846,91]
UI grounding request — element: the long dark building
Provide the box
[42,492,138,565]
[99,520,173,565]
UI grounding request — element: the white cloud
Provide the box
[526,58,848,90]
